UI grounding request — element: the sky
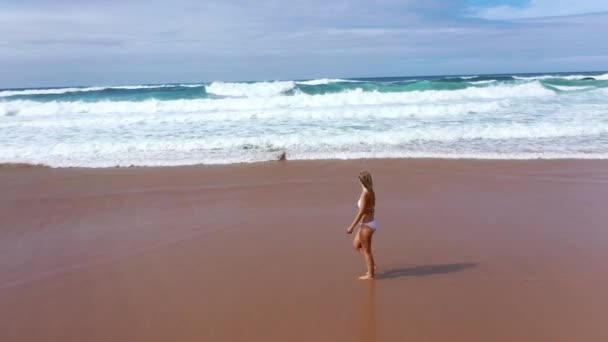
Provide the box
[1,0,607,87]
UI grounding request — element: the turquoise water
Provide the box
[1,71,607,166]
[3,72,607,102]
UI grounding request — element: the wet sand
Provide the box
[1,159,608,341]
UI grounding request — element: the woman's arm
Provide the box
[346,193,368,234]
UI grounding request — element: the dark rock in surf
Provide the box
[277,151,287,161]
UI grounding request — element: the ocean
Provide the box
[1,71,607,167]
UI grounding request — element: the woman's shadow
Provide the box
[376,263,478,279]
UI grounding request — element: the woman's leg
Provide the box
[353,229,364,255]
[358,226,375,279]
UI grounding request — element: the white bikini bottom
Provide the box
[361,220,377,230]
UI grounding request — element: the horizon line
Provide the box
[1,69,606,91]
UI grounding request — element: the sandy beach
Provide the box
[1,159,607,341]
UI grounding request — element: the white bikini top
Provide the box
[357,197,374,214]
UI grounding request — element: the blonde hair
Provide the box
[358,170,375,209]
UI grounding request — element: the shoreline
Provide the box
[2,155,608,170]
[1,158,608,341]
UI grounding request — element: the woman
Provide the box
[347,171,377,280]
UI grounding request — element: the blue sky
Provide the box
[1,0,607,87]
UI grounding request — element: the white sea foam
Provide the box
[2,91,607,167]
[205,81,296,97]
[0,84,202,97]
[1,77,606,167]
[0,87,106,97]
[7,102,508,129]
[2,119,607,167]
[444,75,478,80]
[550,85,592,91]
[594,73,608,80]
[470,80,496,85]
[514,73,608,81]
[296,78,359,85]
[0,81,557,117]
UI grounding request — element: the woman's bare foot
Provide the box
[358,274,375,280]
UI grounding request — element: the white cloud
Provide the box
[0,0,607,87]
[472,0,608,20]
